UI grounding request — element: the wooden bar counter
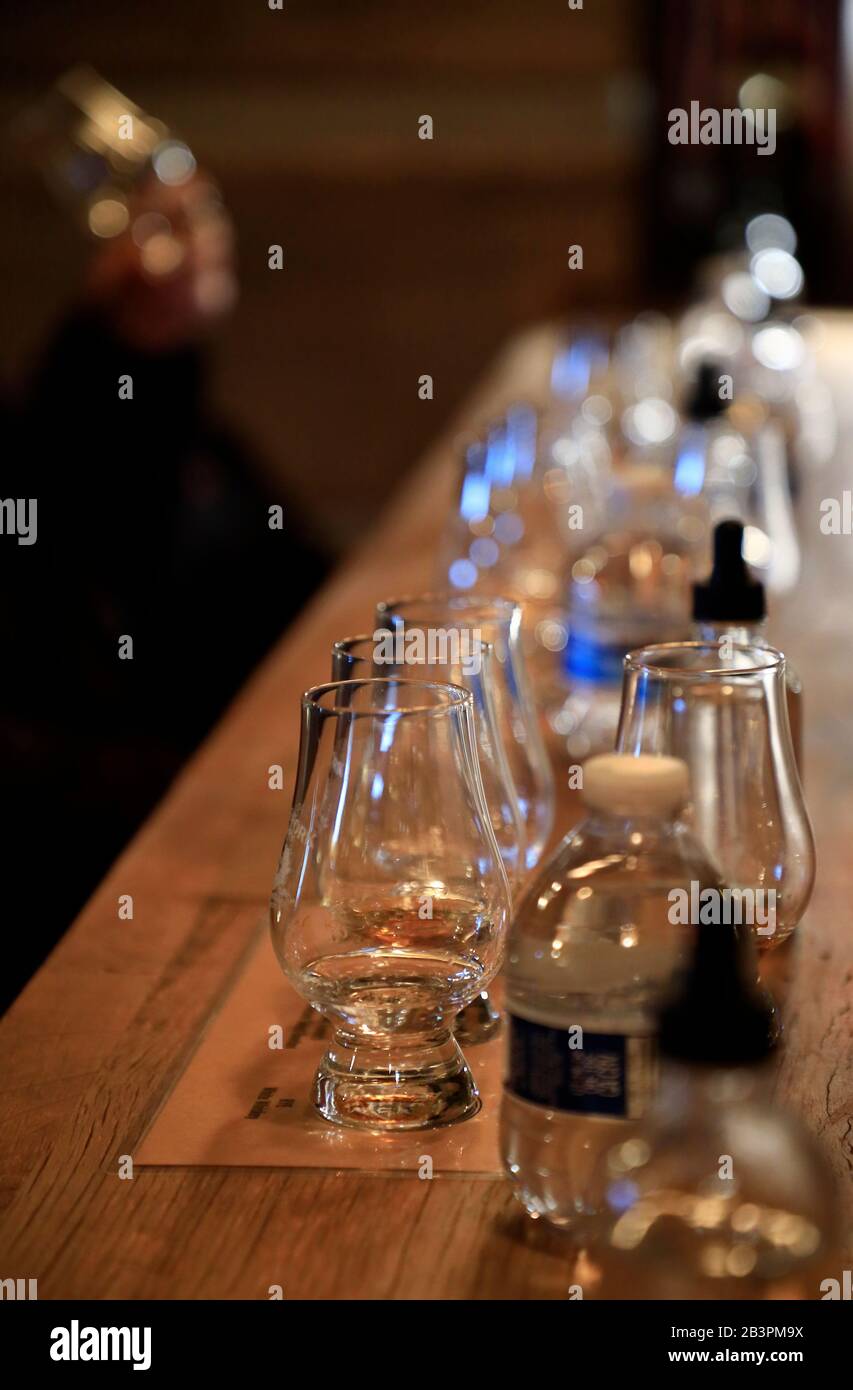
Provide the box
[0,321,851,1299]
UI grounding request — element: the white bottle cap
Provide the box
[582,753,689,816]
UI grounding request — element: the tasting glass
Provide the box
[270,678,511,1129]
[333,633,524,1047]
[375,593,555,870]
[332,635,526,890]
[615,642,814,950]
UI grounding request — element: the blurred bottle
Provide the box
[552,464,706,760]
[679,210,835,518]
[692,519,803,773]
[545,328,614,441]
[438,402,604,714]
[548,317,678,485]
[440,324,686,722]
[438,331,624,694]
[675,358,801,598]
[500,754,722,1235]
[591,917,837,1300]
[675,359,748,516]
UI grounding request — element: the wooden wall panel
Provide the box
[1,0,649,545]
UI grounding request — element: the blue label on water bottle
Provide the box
[506,1014,655,1118]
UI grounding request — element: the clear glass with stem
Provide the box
[332,633,526,1046]
[436,404,595,714]
[332,635,526,893]
[375,593,555,870]
[615,641,815,950]
[269,678,511,1129]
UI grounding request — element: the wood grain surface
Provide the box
[0,320,850,1299]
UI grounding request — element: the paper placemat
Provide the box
[136,932,504,1174]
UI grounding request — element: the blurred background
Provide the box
[2,0,848,548]
[2,0,851,1006]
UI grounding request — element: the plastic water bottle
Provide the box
[500,753,722,1236]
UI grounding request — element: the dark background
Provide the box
[1,0,845,553]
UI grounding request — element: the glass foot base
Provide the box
[453,990,502,1045]
[314,1029,481,1131]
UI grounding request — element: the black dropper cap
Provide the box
[658,918,777,1067]
[692,519,766,623]
[685,359,728,422]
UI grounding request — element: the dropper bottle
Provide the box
[591,919,839,1299]
[691,518,802,771]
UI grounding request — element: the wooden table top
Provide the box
[1,320,850,1299]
